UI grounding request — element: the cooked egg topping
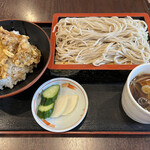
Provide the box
[0,26,41,79]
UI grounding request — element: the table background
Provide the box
[0,0,149,22]
[1,0,150,149]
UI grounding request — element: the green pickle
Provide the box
[37,84,60,119]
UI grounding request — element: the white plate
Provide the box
[31,78,88,132]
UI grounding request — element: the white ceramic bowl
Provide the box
[31,77,88,132]
[122,63,150,124]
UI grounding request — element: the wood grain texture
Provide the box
[0,0,148,21]
[0,136,150,150]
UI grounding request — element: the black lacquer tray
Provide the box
[0,22,150,135]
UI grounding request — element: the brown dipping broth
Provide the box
[130,74,150,112]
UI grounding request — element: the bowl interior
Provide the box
[127,63,150,113]
[0,20,50,98]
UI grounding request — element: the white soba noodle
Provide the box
[53,16,150,66]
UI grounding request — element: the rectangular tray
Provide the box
[1,22,150,135]
[49,13,150,70]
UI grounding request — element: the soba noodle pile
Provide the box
[53,16,150,66]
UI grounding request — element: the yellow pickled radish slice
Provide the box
[62,95,78,116]
[51,95,69,118]
[141,85,150,94]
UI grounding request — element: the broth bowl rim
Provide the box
[126,63,150,115]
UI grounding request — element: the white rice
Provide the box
[0,59,36,90]
[0,29,41,90]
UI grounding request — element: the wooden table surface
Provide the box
[1,0,150,149]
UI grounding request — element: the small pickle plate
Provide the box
[31,78,88,132]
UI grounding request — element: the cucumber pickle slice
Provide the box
[37,84,60,119]
[40,84,60,106]
[37,103,54,119]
